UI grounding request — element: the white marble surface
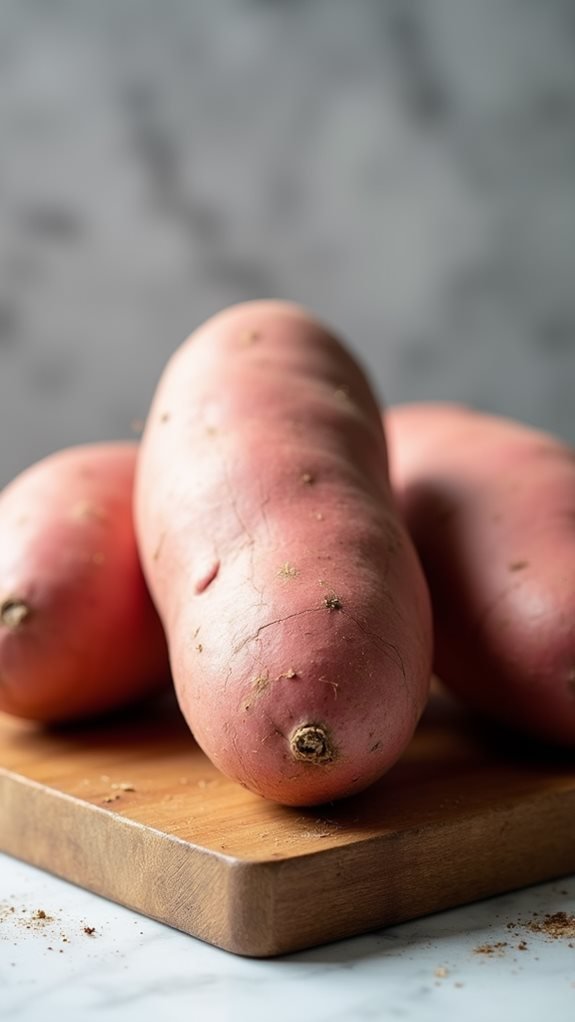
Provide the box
[1,852,574,1021]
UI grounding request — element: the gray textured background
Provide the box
[1,0,574,486]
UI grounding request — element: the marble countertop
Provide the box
[1,853,574,1021]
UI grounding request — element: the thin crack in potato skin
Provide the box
[231,607,322,658]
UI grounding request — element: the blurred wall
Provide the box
[1,0,574,484]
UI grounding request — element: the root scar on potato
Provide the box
[1,598,31,629]
[290,724,336,765]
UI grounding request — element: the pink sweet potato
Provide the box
[386,402,575,745]
[0,443,170,721]
[135,301,432,805]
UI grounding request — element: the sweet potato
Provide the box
[0,443,170,722]
[386,402,575,745]
[135,301,432,805]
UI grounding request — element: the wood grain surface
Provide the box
[1,689,574,957]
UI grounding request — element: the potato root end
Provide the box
[289,723,336,765]
[1,598,31,630]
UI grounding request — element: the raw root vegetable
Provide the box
[135,301,432,805]
[0,443,170,722]
[386,402,575,745]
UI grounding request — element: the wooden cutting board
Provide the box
[1,689,574,957]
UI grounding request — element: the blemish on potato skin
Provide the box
[194,561,220,595]
[324,594,343,611]
[70,501,107,522]
[301,472,315,485]
[152,533,166,562]
[239,329,261,346]
[509,560,529,572]
[319,677,339,699]
[252,672,271,695]
[278,562,298,579]
[0,598,31,629]
[246,667,299,707]
[334,385,350,401]
[160,411,171,424]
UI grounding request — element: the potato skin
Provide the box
[136,301,432,805]
[0,443,170,722]
[386,402,575,745]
